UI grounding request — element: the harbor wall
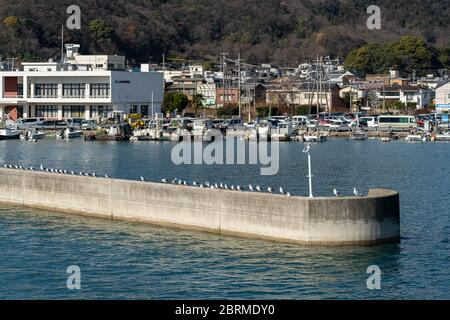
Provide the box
[0,168,400,245]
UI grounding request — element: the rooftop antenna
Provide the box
[60,25,65,64]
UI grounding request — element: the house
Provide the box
[196,83,216,108]
[435,81,450,112]
[265,82,347,112]
[216,87,240,107]
[376,85,432,109]
[0,44,163,121]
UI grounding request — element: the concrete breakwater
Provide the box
[0,168,400,245]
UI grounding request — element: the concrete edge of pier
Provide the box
[0,168,401,245]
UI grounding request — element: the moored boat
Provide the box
[0,128,21,140]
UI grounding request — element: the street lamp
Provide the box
[303,144,314,198]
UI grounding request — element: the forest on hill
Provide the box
[0,0,449,74]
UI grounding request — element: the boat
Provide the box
[20,130,45,141]
[351,129,368,141]
[0,128,21,140]
[405,135,423,142]
[435,133,450,142]
[380,137,391,143]
[303,134,327,143]
[57,127,82,139]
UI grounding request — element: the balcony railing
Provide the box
[2,94,24,99]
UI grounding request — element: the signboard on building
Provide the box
[436,104,450,109]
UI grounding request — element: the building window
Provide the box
[90,84,110,98]
[97,105,113,118]
[63,105,85,118]
[63,84,85,98]
[130,105,138,114]
[36,105,58,118]
[140,105,149,116]
[35,84,58,98]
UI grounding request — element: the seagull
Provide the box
[84,173,89,176]
[178,180,183,185]
[171,178,177,184]
[71,171,75,175]
[193,181,197,186]
[268,187,273,193]
[92,173,97,177]
[183,181,188,186]
[256,185,262,192]
[215,183,219,189]
[161,178,168,183]
[287,192,292,197]
[249,184,254,192]
[30,167,35,171]
[140,176,146,182]
[40,164,44,171]
[237,185,242,191]
[353,188,361,197]
[79,171,83,176]
[199,184,204,188]
[333,189,341,197]
[8,164,12,169]
[224,184,229,190]
[105,174,109,178]
[231,185,235,190]
[63,170,68,174]
[279,187,285,194]
[220,183,224,189]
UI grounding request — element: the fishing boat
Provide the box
[56,127,82,139]
[303,134,327,143]
[380,137,391,143]
[435,133,450,142]
[0,128,20,140]
[405,135,423,142]
[351,129,368,141]
[20,129,45,141]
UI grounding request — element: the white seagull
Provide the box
[249,184,255,192]
[279,187,285,194]
[140,176,146,182]
[333,188,341,197]
[256,185,262,192]
[353,188,361,197]
[268,187,273,193]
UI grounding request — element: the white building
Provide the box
[435,82,450,112]
[0,44,163,121]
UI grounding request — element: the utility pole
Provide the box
[237,52,242,118]
[220,53,228,107]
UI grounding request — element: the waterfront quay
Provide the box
[0,167,400,245]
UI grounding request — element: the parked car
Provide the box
[66,118,85,129]
[35,120,69,130]
[8,117,45,130]
[81,120,98,131]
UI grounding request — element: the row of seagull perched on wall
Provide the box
[2,164,109,178]
[2,164,362,197]
[145,177,294,196]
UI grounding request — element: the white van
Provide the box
[359,116,378,128]
[9,118,45,130]
[292,116,309,127]
[378,115,417,130]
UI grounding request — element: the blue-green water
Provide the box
[0,139,449,299]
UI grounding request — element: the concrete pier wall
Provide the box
[0,168,400,245]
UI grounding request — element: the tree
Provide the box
[89,19,115,45]
[163,92,189,115]
[191,94,205,117]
